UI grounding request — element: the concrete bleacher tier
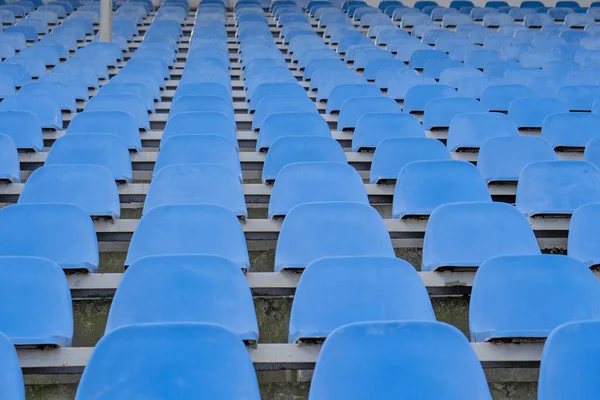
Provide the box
[4,0,600,398]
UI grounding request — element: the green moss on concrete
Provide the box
[99,252,126,273]
[72,299,111,347]
[431,296,470,338]
[250,249,275,272]
[394,248,422,270]
[26,384,77,400]
[254,297,292,343]
[259,382,310,400]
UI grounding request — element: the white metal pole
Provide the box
[99,0,112,42]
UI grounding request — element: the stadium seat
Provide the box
[98,83,156,113]
[0,256,72,346]
[144,164,246,217]
[19,165,120,219]
[439,67,483,89]
[0,204,98,272]
[557,85,600,111]
[67,112,142,152]
[257,112,331,151]
[45,134,132,183]
[383,70,436,98]
[39,74,88,101]
[162,112,237,147]
[538,321,600,400]
[0,110,43,151]
[0,95,61,130]
[542,113,600,148]
[370,138,452,183]
[326,83,383,113]
[338,96,400,130]
[423,97,485,130]
[155,134,241,180]
[0,332,24,400]
[309,321,492,400]
[447,112,519,151]
[393,160,492,218]
[289,256,435,343]
[253,96,317,130]
[584,136,600,170]
[403,84,458,114]
[478,136,558,183]
[85,95,150,131]
[275,202,395,271]
[507,97,569,129]
[516,161,600,216]
[262,136,346,183]
[74,324,260,399]
[105,255,258,341]
[352,112,424,151]
[470,255,600,342]
[19,81,76,113]
[480,84,534,112]
[125,205,249,270]
[422,202,541,271]
[269,162,368,218]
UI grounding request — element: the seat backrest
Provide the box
[309,321,492,400]
[74,324,260,400]
[0,204,98,271]
[257,112,331,151]
[289,256,435,343]
[447,112,519,151]
[422,202,541,271]
[470,255,600,342]
[338,96,400,130]
[162,111,237,146]
[0,332,24,400]
[0,256,72,346]
[19,164,120,219]
[393,160,491,218]
[403,84,458,113]
[541,112,600,148]
[275,202,395,271]
[125,205,249,269]
[105,255,258,342]
[422,97,485,130]
[144,164,247,217]
[67,111,141,151]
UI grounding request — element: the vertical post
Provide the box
[99,0,112,42]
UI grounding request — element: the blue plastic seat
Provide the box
[144,164,246,217]
[422,59,463,80]
[403,84,458,114]
[19,44,60,66]
[19,164,120,219]
[39,73,88,101]
[0,204,98,272]
[269,162,368,218]
[408,49,448,70]
[478,136,557,183]
[0,256,72,346]
[173,82,231,103]
[0,332,24,400]
[19,81,76,112]
[370,138,451,183]
[0,110,42,151]
[155,134,240,180]
[508,97,569,129]
[0,64,29,89]
[470,255,600,342]
[383,70,436,97]
[253,96,317,130]
[557,85,600,111]
[45,134,131,183]
[262,136,346,183]
[516,161,600,216]
[4,56,45,79]
[447,112,519,151]
[309,321,492,400]
[439,67,484,89]
[569,203,600,266]
[258,112,331,151]
[171,95,233,121]
[393,160,491,218]
[480,84,534,112]
[105,255,258,341]
[585,136,600,170]
[422,202,541,271]
[290,256,435,343]
[326,84,383,113]
[423,97,485,130]
[125,205,249,269]
[85,95,149,131]
[338,96,400,130]
[97,83,156,113]
[75,323,260,400]
[352,112,424,151]
[464,49,502,68]
[538,321,600,399]
[542,113,600,148]
[163,110,235,145]
[275,202,395,271]
[8,24,41,40]
[67,111,141,152]
[0,94,61,130]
